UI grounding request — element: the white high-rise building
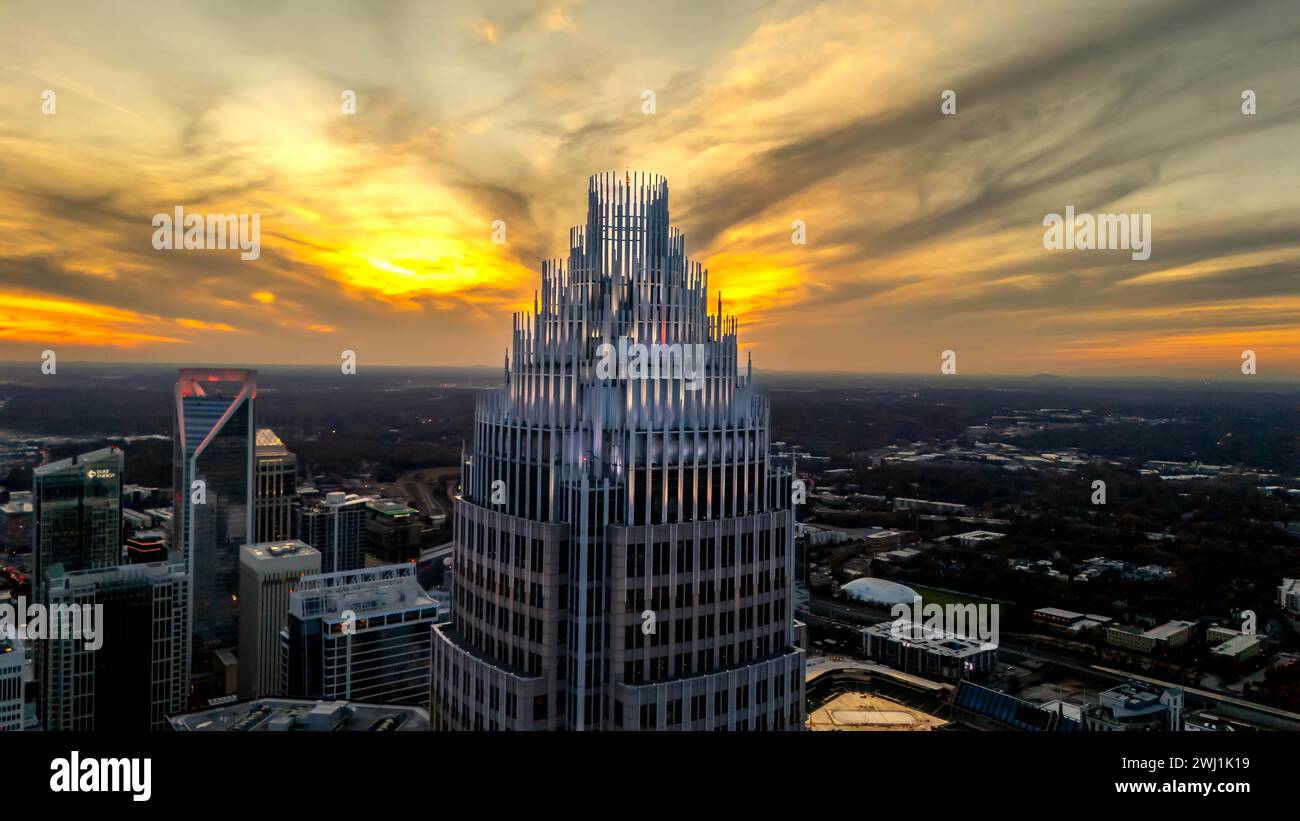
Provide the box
[431,172,805,731]
[238,540,321,699]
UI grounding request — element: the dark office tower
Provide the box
[431,172,805,731]
[254,427,297,542]
[32,446,124,598]
[41,561,191,731]
[295,492,369,574]
[173,369,256,656]
[282,565,440,706]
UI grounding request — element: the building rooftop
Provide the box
[952,682,1081,731]
[367,498,418,516]
[863,620,992,656]
[1034,607,1085,620]
[32,446,120,477]
[1210,634,1261,656]
[241,539,320,562]
[289,564,438,621]
[169,698,429,731]
[953,530,1004,541]
[1098,681,1178,717]
[1144,620,1193,640]
[255,427,287,451]
[303,491,373,510]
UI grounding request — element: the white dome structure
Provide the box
[841,578,919,607]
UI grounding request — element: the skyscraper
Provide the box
[32,446,123,597]
[173,369,256,659]
[41,561,190,731]
[254,427,297,543]
[282,564,440,707]
[296,491,370,574]
[238,539,321,700]
[431,172,805,731]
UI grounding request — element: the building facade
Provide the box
[1104,620,1193,654]
[173,368,256,656]
[432,172,805,731]
[41,561,191,731]
[282,564,439,707]
[32,446,124,597]
[1280,578,1300,616]
[0,638,23,731]
[254,428,297,543]
[238,540,321,700]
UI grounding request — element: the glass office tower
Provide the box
[173,369,256,657]
[32,446,124,597]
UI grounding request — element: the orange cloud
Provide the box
[0,291,183,346]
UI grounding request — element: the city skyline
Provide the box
[2,0,1298,378]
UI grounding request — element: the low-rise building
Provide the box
[1105,620,1193,654]
[1209,633,1262,663]
[951,530,1004,547]
[892,497,968,515]
[1033,607,1086,628]
[860,620,996,683]
[1083,681,1183,731]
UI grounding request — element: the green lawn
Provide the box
[902,582,1007,608]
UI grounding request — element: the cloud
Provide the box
[0,0,1296,375]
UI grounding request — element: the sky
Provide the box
[1,0,1298,377]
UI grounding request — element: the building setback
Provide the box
[432,172,805,731]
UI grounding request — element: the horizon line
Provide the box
[0,360,1296,386]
